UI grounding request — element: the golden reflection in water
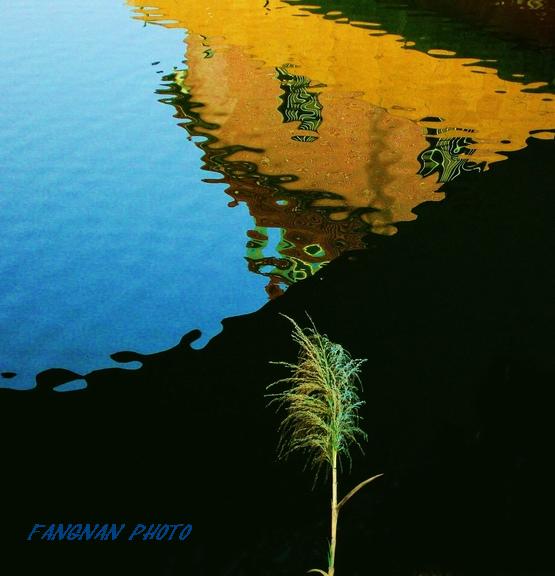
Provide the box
[182,35,444,236]
[128,0,554,294]
[128,0,553,162]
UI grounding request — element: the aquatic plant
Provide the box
[267,314,383,576]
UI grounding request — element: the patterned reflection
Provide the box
[156,44,447,295]
[418,124,484,183]
[158,63,374,297]
[131,0,553,296]
[276,66,323,138]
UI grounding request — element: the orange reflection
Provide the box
[128,0,554,294]
[182,36,443,236]
[128,0,554,168]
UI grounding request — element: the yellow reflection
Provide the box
[127,0,554,291]
[128,0,554,168]
[181,34,443,235]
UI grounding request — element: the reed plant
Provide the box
[267,315,383,576]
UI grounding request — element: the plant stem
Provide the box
[329,448,338,576]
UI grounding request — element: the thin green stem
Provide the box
[329,448,338,576]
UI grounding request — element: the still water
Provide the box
[1,0,553,389]
[0,0,270,388]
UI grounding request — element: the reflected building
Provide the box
[129,0,554,296]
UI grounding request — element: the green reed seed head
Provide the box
[267,314,367,477]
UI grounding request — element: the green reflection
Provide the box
[277,66,323,136]
[246,226,328,294]
[418,124,484,182]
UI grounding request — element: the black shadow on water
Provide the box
[0,138,553,575]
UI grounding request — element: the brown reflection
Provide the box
[181,36,443,236]
[129,0,553,295]
[158,35,450,295]
[159,55,372,297]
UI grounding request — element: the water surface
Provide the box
[131,0,554,290]
[0,0,269,388]
[1,0,553,388]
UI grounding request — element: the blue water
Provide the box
[0,0,268,389]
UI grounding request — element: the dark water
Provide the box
[1,1,554,575]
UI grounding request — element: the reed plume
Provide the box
[267,314,382,576]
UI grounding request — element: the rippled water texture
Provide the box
[0,0,269,388]
[130,0,554,293]
[1,0,553,389]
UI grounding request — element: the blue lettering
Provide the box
[128,524,146,541]
[55,524,73,540]
[27,524,45,541]
[41,524,55,540]
[67,524,83,541]
[80,524,101,541]
[94,524,110,540]
[105,524,126,541]
[142,523,161,540]
[166,524,182,541]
